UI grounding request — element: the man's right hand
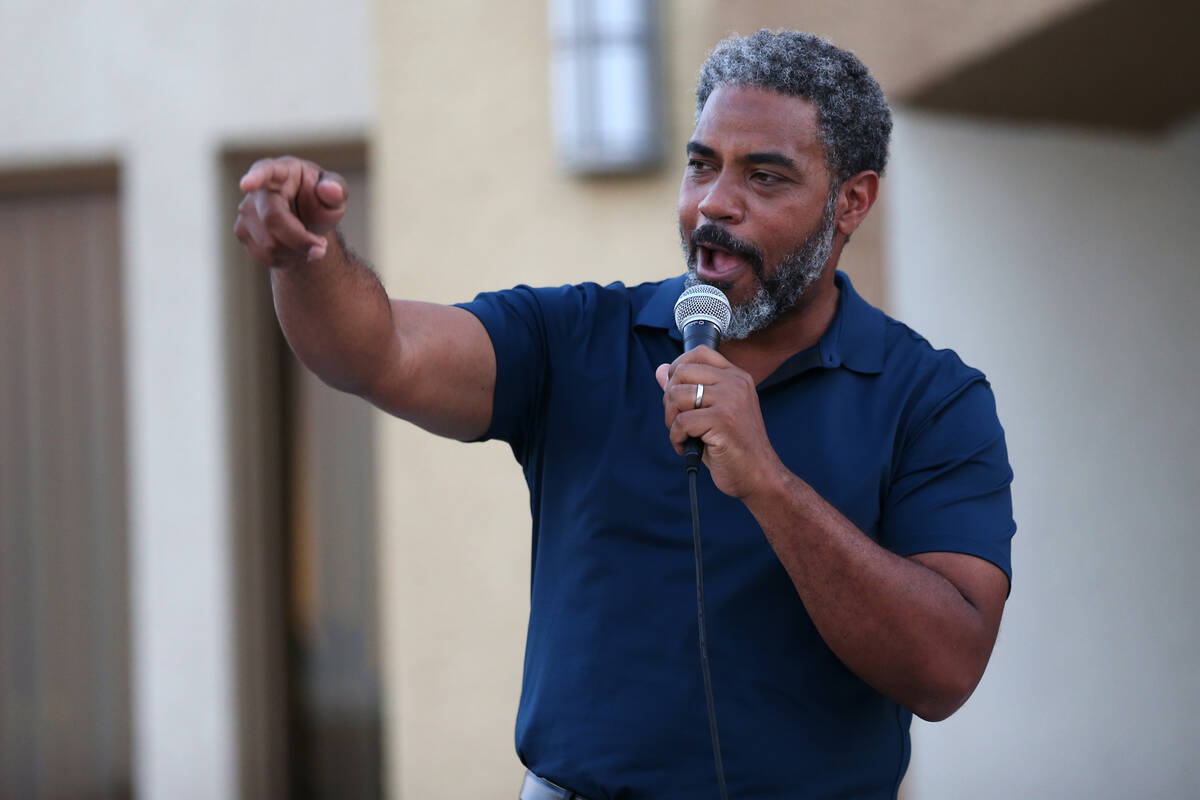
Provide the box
[232,155,497,441]
[234,156,349,267]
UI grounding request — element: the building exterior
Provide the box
[1,3,375,798]
[2,1,1197,798]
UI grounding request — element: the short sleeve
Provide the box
[457,283,611,460]
[880,377,1016,584]
[455,286,553,455]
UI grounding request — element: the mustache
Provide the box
[689,224,763,274]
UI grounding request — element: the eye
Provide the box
[751,171,784,185]
[687,159,712,172]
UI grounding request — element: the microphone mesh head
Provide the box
[674,284,733,336]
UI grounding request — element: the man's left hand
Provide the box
[656,347,785,499]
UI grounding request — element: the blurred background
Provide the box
[2,0,1197,798]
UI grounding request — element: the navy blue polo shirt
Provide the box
[458,271,1015,800]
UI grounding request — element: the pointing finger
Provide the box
[239,157,299,194]
[262,159,299,192]
[240,159,284,192]
[239,162,269,192]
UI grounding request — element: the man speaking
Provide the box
[235,29,1015,800]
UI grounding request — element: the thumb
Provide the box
[655,363,670,390]
[297,169,349,234]
[315,175,346,209]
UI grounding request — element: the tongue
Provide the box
[709,248,744,276]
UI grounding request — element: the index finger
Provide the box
[239,158,297,193]
[666,362,727,393]
[668,344,731,378]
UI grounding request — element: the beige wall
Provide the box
[890,110,1200,799]
[374,1,719,796]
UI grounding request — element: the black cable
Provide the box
[688,466,729,800]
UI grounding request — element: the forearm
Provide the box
[743,465,996,721]
[270,229,396,396]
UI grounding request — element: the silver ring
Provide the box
[694,383,705,409]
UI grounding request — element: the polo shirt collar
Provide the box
[634,271,885,375]
[635,274,688,342]
[818,271,886,374]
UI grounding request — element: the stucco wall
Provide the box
[888,111,1200,798]
[373,1,724,796]
[0,3,373,798]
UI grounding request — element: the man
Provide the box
[236,30,1014,800]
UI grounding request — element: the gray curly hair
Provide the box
[696,30,892,183]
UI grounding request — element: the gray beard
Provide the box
[684,189,838,340]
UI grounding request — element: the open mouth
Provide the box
[697,245,747,280]
[690,225,762,283]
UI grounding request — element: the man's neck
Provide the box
[720,271,841,385]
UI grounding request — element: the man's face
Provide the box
[678,85,839,339]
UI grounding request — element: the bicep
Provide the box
[362,299,496,441]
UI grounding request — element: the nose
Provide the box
[697,172,744,225]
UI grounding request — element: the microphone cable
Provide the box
[674,283,734,798]
[687,461,730,800]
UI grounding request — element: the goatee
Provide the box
[682,188,838,340]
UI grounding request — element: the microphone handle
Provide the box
[681,320,721,472]
[681,319,721,352]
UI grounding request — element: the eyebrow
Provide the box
[745,151,798,170]
[686,141,799,171]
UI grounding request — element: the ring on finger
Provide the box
[694,383,705,409]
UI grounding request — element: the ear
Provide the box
[836,170,880,239]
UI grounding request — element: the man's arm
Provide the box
[234,156,494,441]
[740,471,1006,722]
[656,348,1008,722]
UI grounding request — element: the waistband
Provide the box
[519,770,597,800]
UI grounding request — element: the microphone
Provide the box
[675,285,734,797]
[673,284,732,472]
